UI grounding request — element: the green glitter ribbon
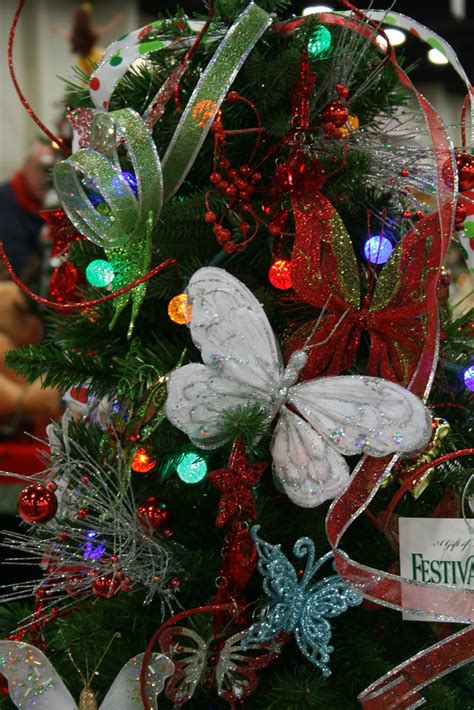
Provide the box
[54,108,162,336]
[54,3,271,335]
[162,2,271,200]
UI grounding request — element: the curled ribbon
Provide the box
[55,108,162,250]
[88,18,214,111]
[276,6,472,707]
[52,3,271,336]
[295,11,472,709]
[54,108,162,335]
[161,2,272,200]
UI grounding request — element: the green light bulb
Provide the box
[308,25,332,58]
[86,259,115,288]
[176,452,207,484]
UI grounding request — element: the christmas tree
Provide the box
[0,1,473,708]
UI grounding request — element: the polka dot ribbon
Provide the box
[88,18,215,111]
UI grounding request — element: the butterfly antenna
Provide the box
[89,632,122,683]
[66,648,87,686]
[301,294,350,352]
[305,309,350,352]
[302,294,333,351]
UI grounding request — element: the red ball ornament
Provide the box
[225,185,238,199]
[322,101,349,128]
[456,152,474,191]
[136,497,169,533]
[92,573,122,598]
[17,484,58,524]
[269,259,292,290]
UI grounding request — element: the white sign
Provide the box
[399,517,473,621]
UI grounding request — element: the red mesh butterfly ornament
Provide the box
[288,192,444,385]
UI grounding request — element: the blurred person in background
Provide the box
[0,143,60,427]
[0,283,59,426]
[0,141,55,283]
[52,2,124,78]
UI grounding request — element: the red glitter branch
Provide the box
[144,0,216,128]
[9,0,69,153]
[0,242,180,312]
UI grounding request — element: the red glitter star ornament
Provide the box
[40,209,82,257]
[207,439,267,527]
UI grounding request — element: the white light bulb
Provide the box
[427,48,449,65]
[385,28,406,46]
[302,5,333,15]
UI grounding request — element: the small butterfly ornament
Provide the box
[158,625,282,706]
[165,267,432,507]
[243,526,362,675]
[0,641,174,710]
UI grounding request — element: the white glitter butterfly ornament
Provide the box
[0,640,174,710]
[165,267,432,507]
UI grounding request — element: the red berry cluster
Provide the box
[205,166,261,252]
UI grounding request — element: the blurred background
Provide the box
[0,1,471,576]
[0,0,473,181]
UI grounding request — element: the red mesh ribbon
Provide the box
[279,10,472,709]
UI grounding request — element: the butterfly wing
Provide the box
[0,641,77,710]
[158,626,207,706]
[166,267,284,446]
[166,364,271,449]
[367,213,444,383]
[288,192,362,378]
[244,525,299,645]
[272,408,350,507]
[289,376,432,457]
[291,193,361,311]
[294,576,362,676]
[100,653,174,710]
[216,629,282,705]
[186,267,284,391]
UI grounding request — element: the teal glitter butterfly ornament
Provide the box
[244,526,362,676]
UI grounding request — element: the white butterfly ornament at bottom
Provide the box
[0,641,174,710]
[165,267,432,507]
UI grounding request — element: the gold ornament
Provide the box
[66,632,121,708]
[340,114,359,135]
[397,418,451,498]
[79,686,99,710]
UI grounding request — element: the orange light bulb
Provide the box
[131,447,156,474]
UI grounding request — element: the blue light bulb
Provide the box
[122,170,138,193]
[463,365,474,392]
[364,235,393,265]
[83,531,106,560]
